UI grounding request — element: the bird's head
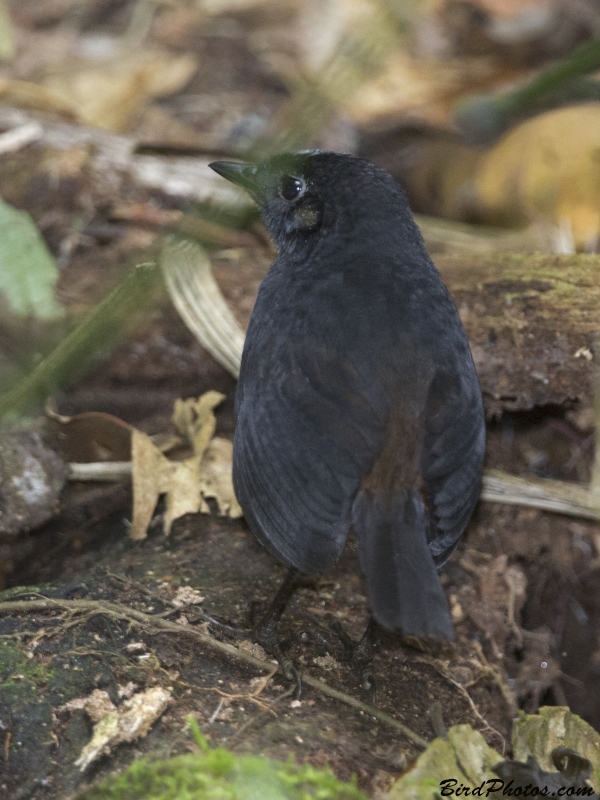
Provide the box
[209,151,409,252]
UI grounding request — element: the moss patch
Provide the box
[76,719,367,800]
[0,639,53,686]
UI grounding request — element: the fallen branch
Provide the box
[68,461,600,522]
[0,108,246,207]
[0,596,428,749]
[481,469,600,522]
[69,462,132,481]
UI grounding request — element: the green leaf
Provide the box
[74,740,367,800]
[513,706,600,792]
[0,0,14,62]
[387,724,501,800]
[0,262,161,419]
[0,196,63,320]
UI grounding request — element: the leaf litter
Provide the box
[130,390,242,540]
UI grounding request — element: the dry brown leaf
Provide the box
[130,429,203,539]
[474,103,600,249]
[349,49,523,126]
[130,428,170,540]
[0,77,75,117]
[130,392,240,540]
[47,409,133,462]
[165,454,203,534]
[171,391,225,458]
[68,686,171,771]
[42,51,197,132]
[200,437,243,519]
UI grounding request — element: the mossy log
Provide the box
[211,250,600,420]
[431,253,600,418]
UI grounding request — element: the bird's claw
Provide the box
[266,640,302,699]
[326,615,355,658]
[326,615,377,700]
[281,658,302,700]
[361,670,376,704]
[253,608,302,699]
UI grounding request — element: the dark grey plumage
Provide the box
[210,151,485,640]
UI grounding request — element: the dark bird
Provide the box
[209,151,485,676]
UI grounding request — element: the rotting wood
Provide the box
[434,253,600,418]
[163,239,600,418]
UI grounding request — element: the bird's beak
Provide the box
[208,161,260,193]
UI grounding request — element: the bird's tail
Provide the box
[351,488,454,639]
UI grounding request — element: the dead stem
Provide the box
[416,655,506,754]
[230,686,296,741]
[0,597,429,750]
[69,462,600,522]
[470,641,518,717]
[105,571,243,633]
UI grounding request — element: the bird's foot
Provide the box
[200,606,301,698]
[253,613,302,700]
[251,568,302,698]
[327,615,378,702]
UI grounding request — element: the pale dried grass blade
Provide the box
[161,237,244,378]
[482,469,600,522]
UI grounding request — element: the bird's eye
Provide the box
[280,176,304,201]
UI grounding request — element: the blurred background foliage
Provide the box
[0,0,599,407]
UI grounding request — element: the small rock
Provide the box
[0,418,68,536]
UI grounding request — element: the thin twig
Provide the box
[70,462,131,481]
[416,655,506,754]
[0,598,428,749]
[105,572,243,634]
[470,641,518,717]
[208,697,225,724]
[446,672,505,754]
[229,686,296,741]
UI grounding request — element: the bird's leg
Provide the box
[253,567,302,698]
[328,615,378,664]
[329,615,378,701]
[351,616,378,667]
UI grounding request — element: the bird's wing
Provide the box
[420,367,485,567]
[234,333,389,573]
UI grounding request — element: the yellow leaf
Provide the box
[200,437,243,519]
[130,428,172,540]
[474,103,600,250]
[43,51,197,132]
[130,393,240,540]
[171,391,225,458]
